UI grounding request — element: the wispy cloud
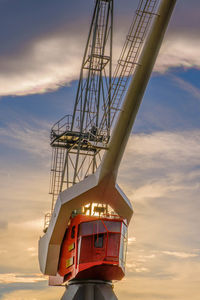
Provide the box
[128,236,136,244]
[117,128,200,293]
[135,267,149,273]
[11,219,44,231]
[155,35,200,73]
[0,287,64,300]
[122,130,200,177]
[0,273,46,284]
[0,35,83,97]
[0,120,50,158]
[162,251,199,259]
[171,75,200,101]
[0,26,200,97]
[0,127,200,299]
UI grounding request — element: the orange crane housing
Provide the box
[58,214,127,282]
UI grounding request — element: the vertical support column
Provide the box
[61,280,118,300]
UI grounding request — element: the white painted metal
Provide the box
[99,0,177,183]
[39,171,132,275]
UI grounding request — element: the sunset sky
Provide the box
[0,0,200,299]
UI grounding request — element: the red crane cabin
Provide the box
[58,213,128,283]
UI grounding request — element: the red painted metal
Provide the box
[58,214,127,282]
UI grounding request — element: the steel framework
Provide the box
[38,0,177,299]
[45,0,159,230]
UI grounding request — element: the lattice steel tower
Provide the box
[48,0,113,215]
[45,0,159,229]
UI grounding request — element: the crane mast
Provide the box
[39,0,177,299]
[46,0,160,230]
[48,0,113,217]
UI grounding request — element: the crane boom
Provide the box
[99,0,176,182]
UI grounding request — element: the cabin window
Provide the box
[103,221,121,232]
[94,233,104,248]
[71,226,75,239]
[93,221,106,234]
[78,220,106,237]
[119,227,128,269]
[78,222,93,236]
[106,233,120,257]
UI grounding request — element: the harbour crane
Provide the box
[38,0,176,299]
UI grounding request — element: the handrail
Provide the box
[99,0,159,134]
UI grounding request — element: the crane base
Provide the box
[61,280,118,300]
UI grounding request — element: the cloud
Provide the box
[128,236,136,244]
[155,35,200,73]
[0,147,51,274]
[0,120,50,159]
[0,35,83,96]
[162,251,198,259]
[0,1,200,299]
[0,287,64,300]
[27,248,38,257]
[0,221,8,230]
[11,219,44,231]
[121,130,200,180]
[135,267,149,273]
[0,2,200,97]
[0,217,49,274]
[0,128,200,299]
[171,75,200,101]
[2,33,199,97]
[117,129,200,293]
[0,273,46,284]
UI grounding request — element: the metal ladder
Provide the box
[99,0,158,132]
[49,146,66,212]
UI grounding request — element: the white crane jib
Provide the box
[39,0,176,276]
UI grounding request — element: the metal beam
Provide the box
[99,0,177,183]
